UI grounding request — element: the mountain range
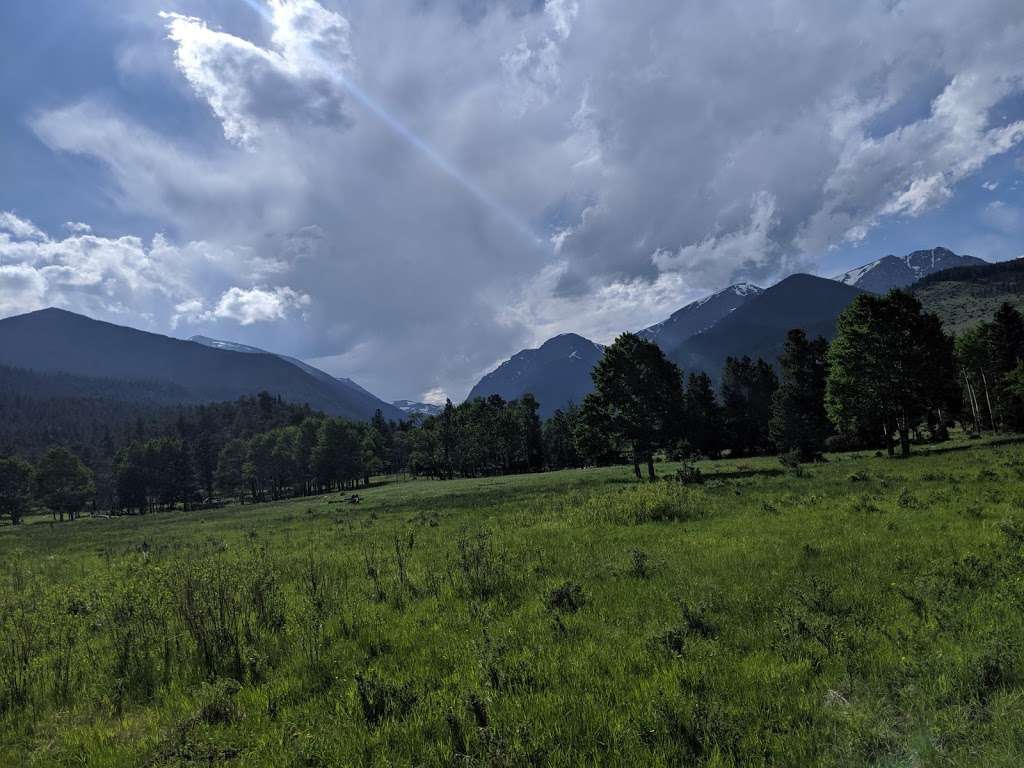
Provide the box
[392,400,444,417]
[0,246,999,423]
[667,274,864,377]
[834,246,984,293]
[0,308,400,422]
[466,333,605,418]
[467,246,986,415]
[190,336,404,421]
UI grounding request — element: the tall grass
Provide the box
[1,439,1023,765]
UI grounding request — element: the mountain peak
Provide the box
[834,247,985,293]
[392,399,443,416]
[723,282,763,297]
[467,332,604,418]
[637,282,763,348]
[540,333,605,355]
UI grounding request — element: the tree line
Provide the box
[572,289,968,478]
[3,291,1023,523]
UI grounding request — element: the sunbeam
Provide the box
[237,0,547,250]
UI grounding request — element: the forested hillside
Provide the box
[0,308,395,421]
[913,257,1024,333]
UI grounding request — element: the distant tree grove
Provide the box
[5,290,1023,523]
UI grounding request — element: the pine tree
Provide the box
[0,456,34,525]
[720,356,778,456]
[580,333,684,480]
[35,446,94,521]
[826,291,958,457]
[682,372,723,458]
[769,330,830,461]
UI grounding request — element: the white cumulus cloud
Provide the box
[0,213,310,330]
[160,0,354,148]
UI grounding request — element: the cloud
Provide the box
[12,0,1024,401]
[211,285,311,324]
[545,0,580,41]
[0,213,308,329]
[64,221,93,234]
[420,386,449,406]
[0,264,48,317]
[797,71,1024,252]
[160,0,354,148]
[652,192,781,291]
[0,212,48,242]
[501,0,579,115]
[981,200,1024,235]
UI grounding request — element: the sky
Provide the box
[1,0,1023,403]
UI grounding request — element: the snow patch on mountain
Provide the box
[834,247,986,293]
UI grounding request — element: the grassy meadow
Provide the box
[3,438,1024,766]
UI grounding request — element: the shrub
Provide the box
[676,464,704,486]
[453,532,516,601]
[547,581,586,613]
[779,450,802,470]
[650,602,717,655]
[850,495,881,514]
[896,488,920,509]
[629,485,706,524]
[630,549,650,578]
[825,433,865,453]
[354,672,417,727]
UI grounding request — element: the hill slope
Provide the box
[670,274,865,378]
[638,283,763,351]
[912,257,1024,334]
[0,308,390,421]
[466,333,604,418]
[834,246,985,293]
[190,336,404,421]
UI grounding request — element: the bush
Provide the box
[825,433,865,453]
[676,464,704,486]
[547,582,586,613]
[629,549,650,579]
[354,672,417,727]
[650,602,717,655]
[896,488,920,509]
[453,532,516,601]
[779,450,802,470]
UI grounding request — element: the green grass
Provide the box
[3,438,1024,766]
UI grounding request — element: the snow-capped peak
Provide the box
[833,247,984,293]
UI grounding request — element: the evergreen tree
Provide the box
[720,356,778,456]
[293,418,321,495]
[826,291,959,457]
[0,456,34,525]
[361,428,386,483]
[682,372,723,458]
[514,393,545,472]
[989,303,1024,430]
[543,405,583,470]
[215,438,249,503]
[35,446,95,521]
[580,333,685,480]
[770,330,831,461]
[439,399,456,480]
